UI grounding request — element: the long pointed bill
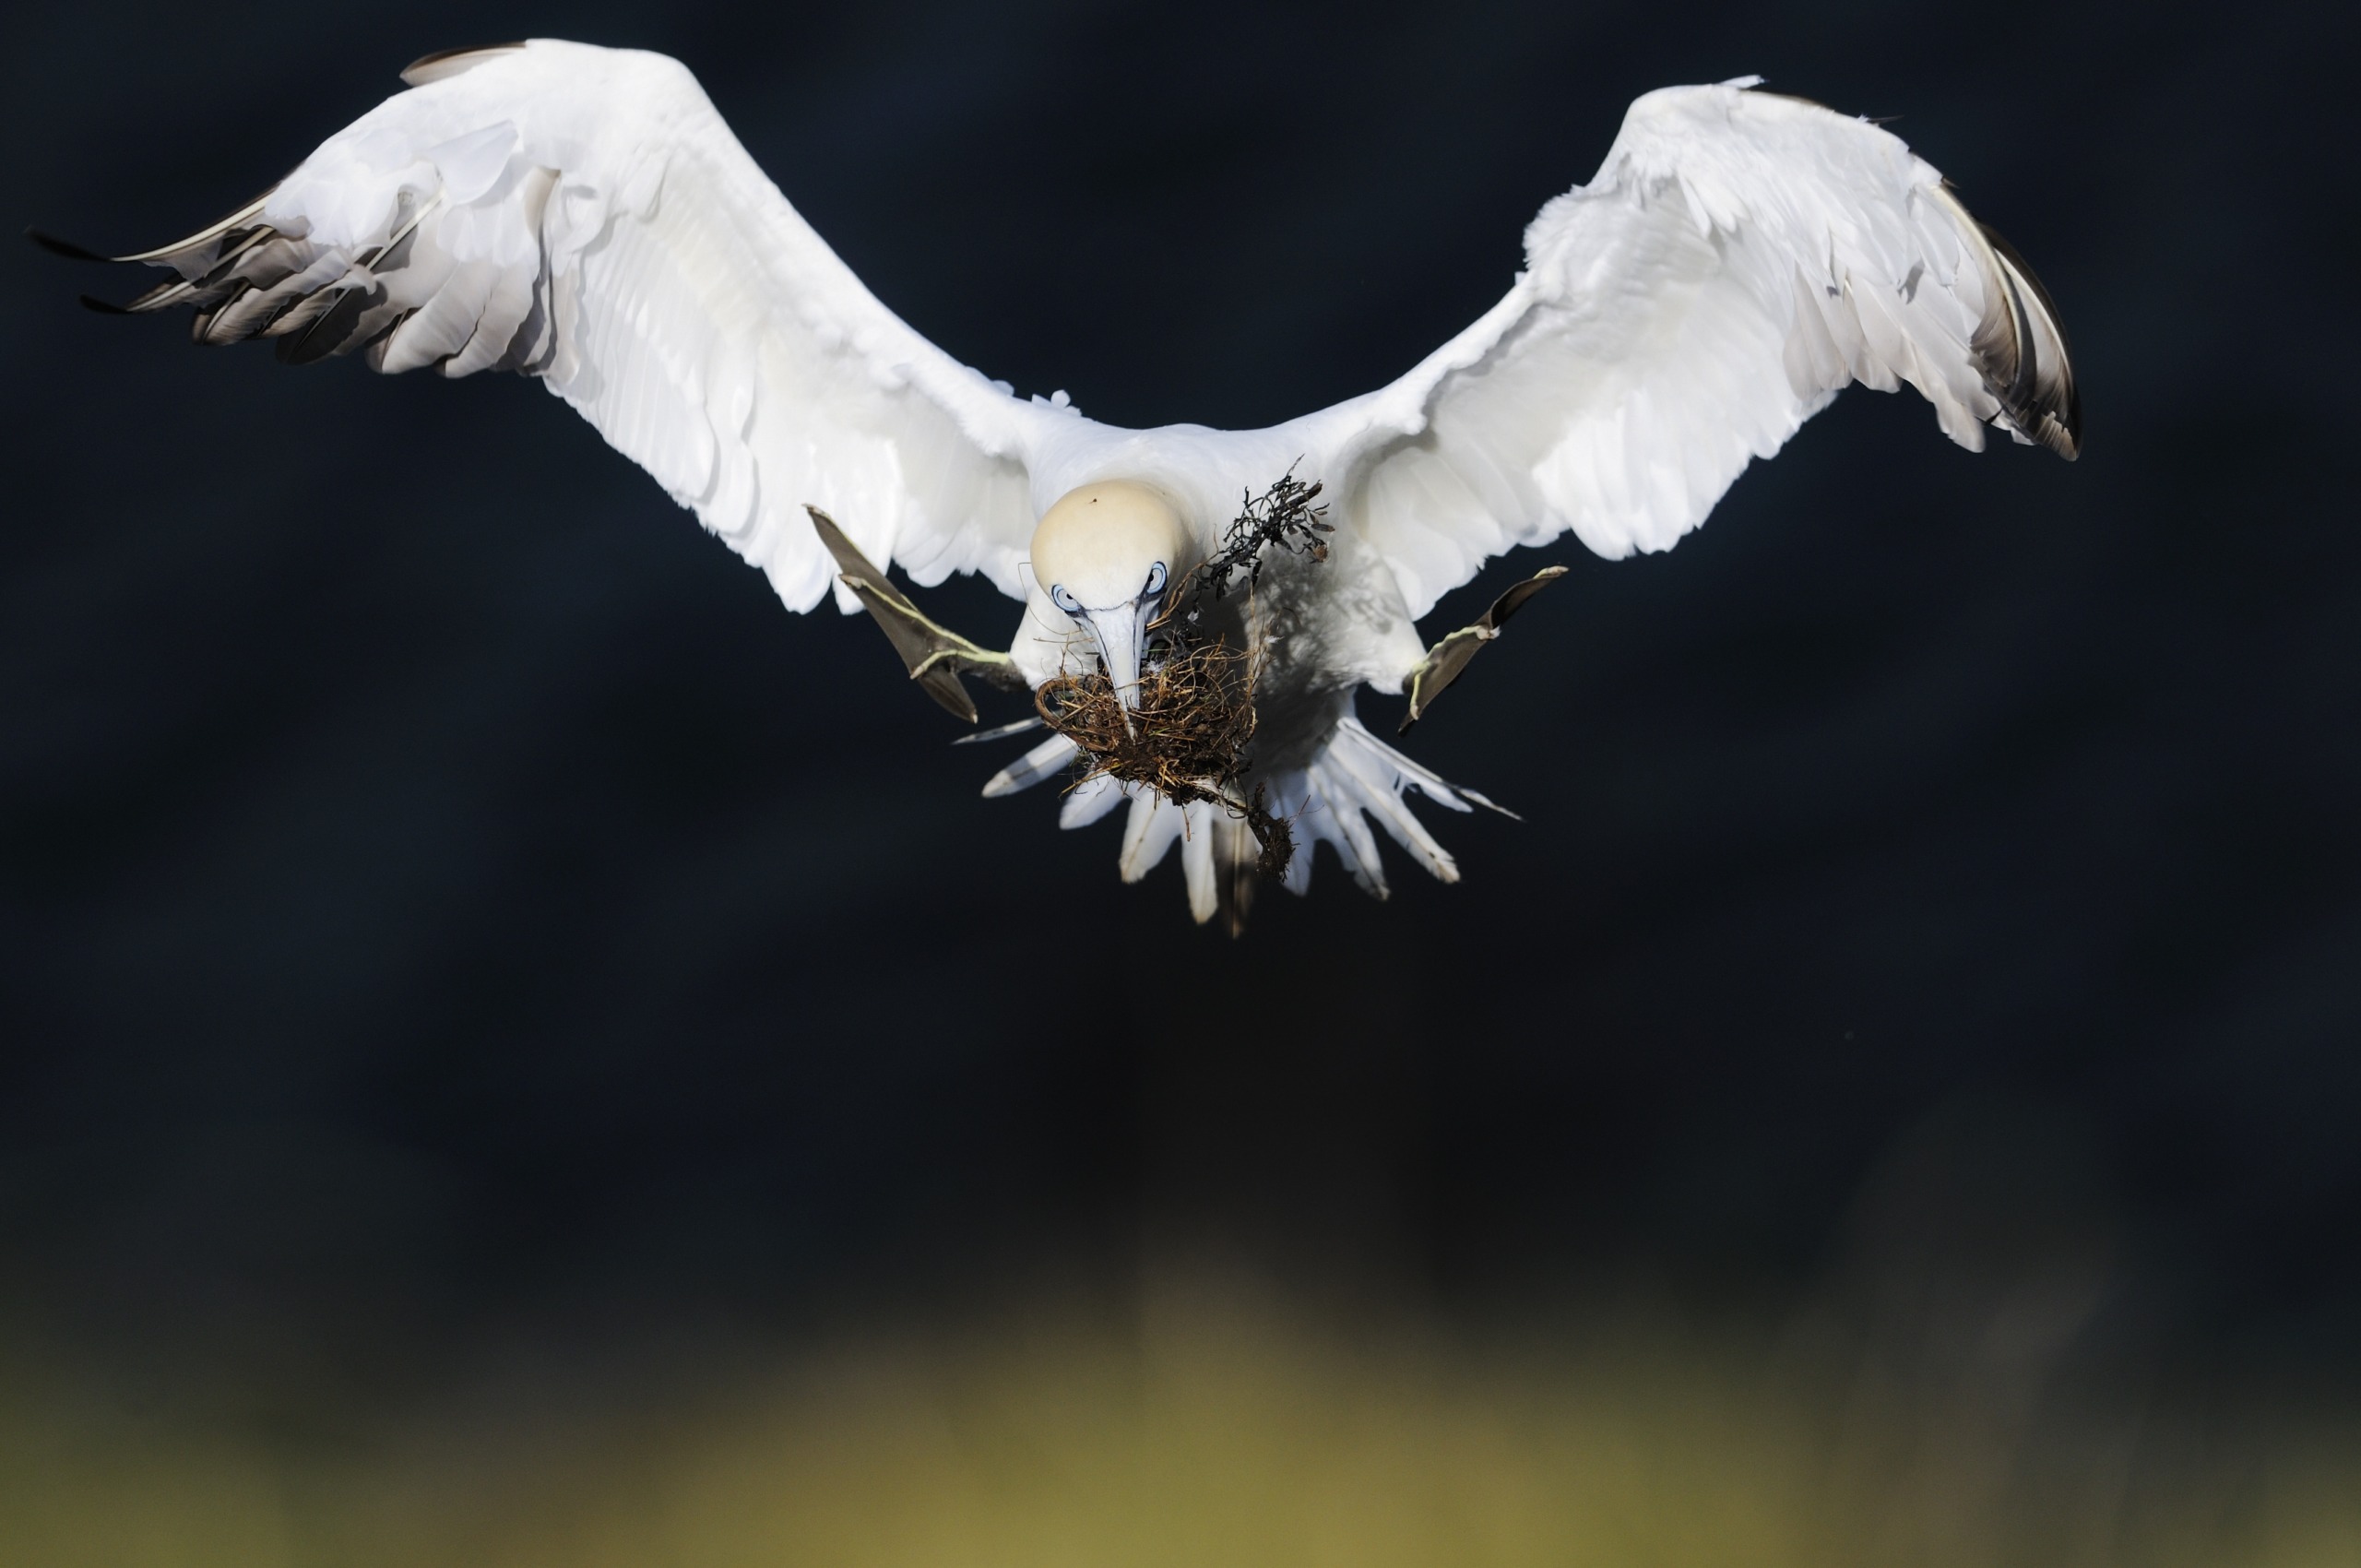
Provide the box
[1084,601,1147,731]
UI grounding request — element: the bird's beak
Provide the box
[1084,601,1147,729]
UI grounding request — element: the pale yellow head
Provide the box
[1029,481,1195,712]
[1030,481,1192,613]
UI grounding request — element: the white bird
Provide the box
[46,39,2077,933]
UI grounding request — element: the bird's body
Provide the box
[49,39,2078,930]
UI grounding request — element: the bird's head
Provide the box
[1030,481,1194,716]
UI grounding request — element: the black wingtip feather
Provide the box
[1978,222,2082,457]
[277,286,371,366]
[77,293,133,315]
[1935,177,2083,464]
[29,228,118,263]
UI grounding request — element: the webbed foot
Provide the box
[806,505,1026,723]
[1398,565,1568,733]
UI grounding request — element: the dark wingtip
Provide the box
[77,293,133,315]
[1977,223,2082,459]
[29,228,116,263]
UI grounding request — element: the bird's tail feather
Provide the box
[1287,717,1477,897]
[1067,715,1496,927]
[978,709,1499,930]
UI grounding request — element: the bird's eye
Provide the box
[1142,562,1168,599]
[1050,584,1084,615]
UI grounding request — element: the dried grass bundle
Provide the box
[1034,636,1256,805]
[1034,635,1295,881]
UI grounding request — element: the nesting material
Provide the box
[1241,783,1294,883]
[1034,636,1256,804]
[1034,634,1294,880]
[1174,469,1333,625]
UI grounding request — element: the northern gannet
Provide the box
[42,40,2079,933]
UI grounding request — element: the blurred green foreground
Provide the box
[3,1285,2353,1568]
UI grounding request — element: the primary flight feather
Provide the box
[47,38,2079,932]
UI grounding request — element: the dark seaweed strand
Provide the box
[1178,464,1334,626]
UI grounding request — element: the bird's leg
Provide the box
[1397,564,1569,734]
[806,505,1026,724]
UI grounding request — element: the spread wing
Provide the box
[1287,79,2080,623]
[60,39,1063,612]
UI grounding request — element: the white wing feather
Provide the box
[1287,81,2078,623]
[108,39,1058,612]
[100,63,2071,639]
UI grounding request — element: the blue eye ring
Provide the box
[1050,584,1084,615]
[1143,562,1168,598]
